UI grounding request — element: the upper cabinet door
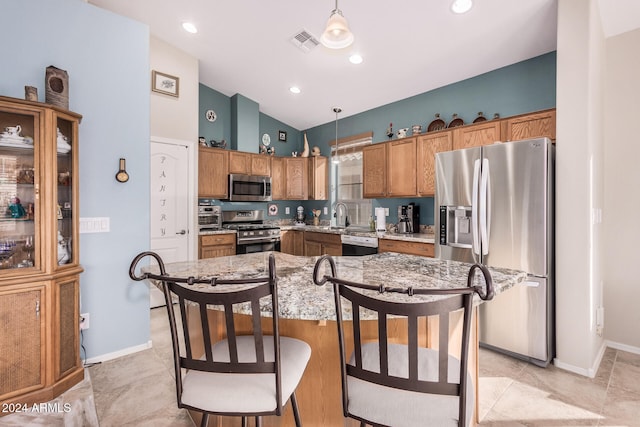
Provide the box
[503,109,556,142]
[308,156,328,200]
[284,157,308,200]
[198,147,229,198]
[250,154,271,176]
[270,156,285,200]
[0,104,41,275]
[363,143,387,198]
[417,130,453,196]
[453,120,502,150]
[387,138,417,197]
[53,112,80,270]
[228,151,251,174]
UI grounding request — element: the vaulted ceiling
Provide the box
[88,0,639,129]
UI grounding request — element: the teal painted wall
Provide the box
[199,52,556,226]
[231,94,259,152]
[1,0,150,360]
[304,52,557,226]
[199,84,231,146]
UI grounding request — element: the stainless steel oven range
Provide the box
[222,210,281,254]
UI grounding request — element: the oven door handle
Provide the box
[238,236,281,243]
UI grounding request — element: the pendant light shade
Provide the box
[320,1,354,49]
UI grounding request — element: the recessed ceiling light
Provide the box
[349,54,363,64]
[182,22,198,34]
[289,86,301,94]
[451,0,473,14]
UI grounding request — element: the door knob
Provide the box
[176,230,187,235]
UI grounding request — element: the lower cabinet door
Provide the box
[0,284,46,399]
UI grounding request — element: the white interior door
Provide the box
[150,140,192,307]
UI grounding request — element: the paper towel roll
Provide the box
[375,207,386,232]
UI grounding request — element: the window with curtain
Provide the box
[331,132,372,227]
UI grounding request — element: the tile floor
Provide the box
[2,307,639,426]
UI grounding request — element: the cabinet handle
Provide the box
[176,230,187,235]
[35,184,40,198]
[35,299,40,317]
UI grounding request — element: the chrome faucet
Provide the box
[334,202,350,228]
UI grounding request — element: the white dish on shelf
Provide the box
[0,138,32,149]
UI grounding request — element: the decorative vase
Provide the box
[301,133,310,157]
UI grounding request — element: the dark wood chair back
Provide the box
[129,251,285,417]
[313,255,493,427]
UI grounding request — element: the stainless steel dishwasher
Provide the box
[341,234,378,256]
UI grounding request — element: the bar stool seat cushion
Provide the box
[347,343,474,427]
[181,336,311,414]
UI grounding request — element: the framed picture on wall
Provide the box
[278,130,287,142]
[151,70,180,97]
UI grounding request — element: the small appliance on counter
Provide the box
[397,203,420,234]
[294,206,306,225]
[375,207,386,232]
[198,199,222,233]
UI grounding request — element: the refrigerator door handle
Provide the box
[472,159,481,256]
[480,158,490,256]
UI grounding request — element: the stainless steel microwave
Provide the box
[228,174,272,202]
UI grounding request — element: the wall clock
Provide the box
[262,133,271,146]
[205,109,217,122]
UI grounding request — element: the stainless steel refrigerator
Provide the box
[435,137,554,366]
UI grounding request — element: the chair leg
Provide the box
[255,416,262,427]
[241,416,247,427]
[291,392,302,427]
[200,413,209,427]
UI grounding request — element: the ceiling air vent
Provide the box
[290,29,320,53]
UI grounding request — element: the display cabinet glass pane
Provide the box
[56,117,73,266]
[0,110,38,271]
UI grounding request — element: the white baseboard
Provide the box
[553,341,607,378]
[605,339,640,355]
[84,340,153,364]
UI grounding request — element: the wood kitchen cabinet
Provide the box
[270,156,285,200]
[308,156,328,200]
[285,157,308,200]
[251,154,271,176]
[198,146,229,199]
[502,108,556,142]
[228,151,251,174]
[453,119,502,150]
[304,232,342,256]
[0,96,83,407]
[417,130,453,196]
[280,230,304,255]
[363,143,387,198]
[379,239,435,258]
[199,233,236,259]
[387,138,417,197]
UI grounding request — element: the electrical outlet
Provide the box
[80,313,90,330]
[323,207,328,215]
[385,208,389,216]
[285,207,290,215]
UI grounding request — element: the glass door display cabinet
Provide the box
[0,95,83,408]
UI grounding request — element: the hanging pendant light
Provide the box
[332,107,342,164]
[320,0,354,49]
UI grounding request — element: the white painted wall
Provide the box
[555,0,606,376]
[150,36,199,142]
[603,28,640,351]
[149,37,199,261]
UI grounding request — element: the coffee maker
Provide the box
[397,203,420,234]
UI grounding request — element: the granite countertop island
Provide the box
[143,251,526,427]
[145,251,526,320]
